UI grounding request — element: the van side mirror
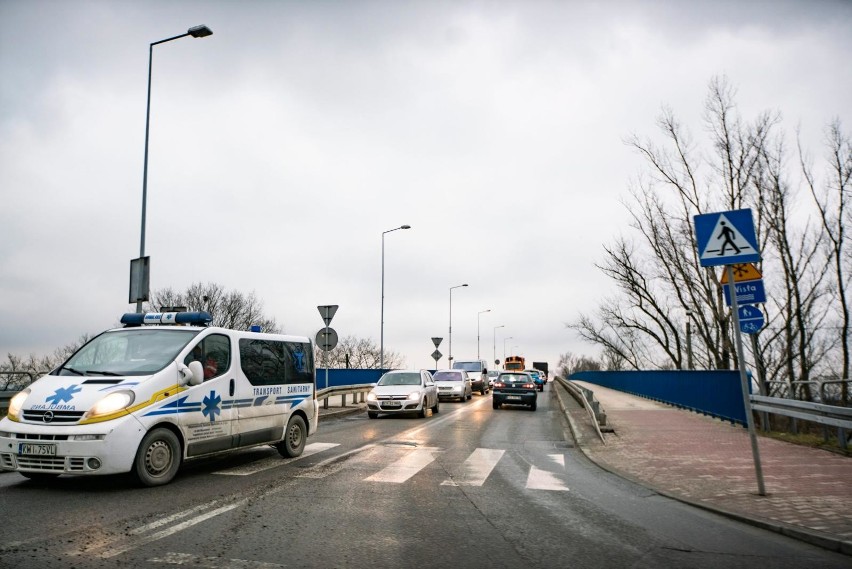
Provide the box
[187,361,204,385]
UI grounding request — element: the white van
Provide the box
[0,312,318,486]
[451,359,489,395]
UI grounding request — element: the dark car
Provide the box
[492,372,538,411]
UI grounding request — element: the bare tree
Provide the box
[148,282,279,333]
[570,76,847,393]
[800,120,852,403]
[314,335,405,370]
[1,334,91,390]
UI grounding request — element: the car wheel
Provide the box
[368,411,378,419]
[530,400,537,411]
[432,397,440,414]
[419,398,428,418]
[20,472,60,482]
[492,400,500,410]
[276,414,307,458]
[134,428,181,487]
[467,391,472,400]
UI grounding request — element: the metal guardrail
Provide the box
[316,383,374,409]
[750,394,852,451]
[555,377,606,444]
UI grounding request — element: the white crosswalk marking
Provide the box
[215,442,340,476]
[441,448,505,486]
[549,453,565,468]
[525,466,569,491]
[364,447,439,483]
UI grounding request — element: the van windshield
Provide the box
[57,328,199,377]
[452,362,482,372]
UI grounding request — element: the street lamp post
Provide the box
[136,24,213,313]
[448,283,469,366]
[493,325,504,367]
[503,336,513,361]
[476,309,491,359]
[380,224,411,371]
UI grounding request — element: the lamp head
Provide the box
[188,25,213,38]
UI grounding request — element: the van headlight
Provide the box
[7,388,30,420]
[83,390,135,420]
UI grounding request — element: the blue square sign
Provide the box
[694,209,761,267]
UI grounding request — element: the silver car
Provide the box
[432,369,473,402]
[366,370,439,419]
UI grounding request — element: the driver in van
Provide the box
[189,345,218,380]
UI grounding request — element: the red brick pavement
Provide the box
[563,381,852,552]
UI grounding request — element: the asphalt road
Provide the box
[0,385,848,568]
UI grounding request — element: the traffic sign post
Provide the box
[316,305,339,390]
[431,337,443,368]
[693,210,766,496]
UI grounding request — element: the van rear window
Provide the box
[238,339,314,386]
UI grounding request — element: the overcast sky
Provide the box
[1,0,850,371]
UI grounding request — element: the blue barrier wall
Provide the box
[315,368,383,389]
[569,370,748,425]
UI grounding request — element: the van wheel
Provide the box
[20,472,60,482]
[277,415,307,458]
[134,428,181,487]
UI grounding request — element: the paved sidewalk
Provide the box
[556,381,852,555]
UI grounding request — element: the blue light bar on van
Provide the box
[120,312,213,327]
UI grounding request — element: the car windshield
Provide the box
[58,328,199,377]
[433,371,463,381]
[499,374,529,383]
[378,372,421,386]
[452,362,481,372]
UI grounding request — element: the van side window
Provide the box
[239,339,314,386]
[184,334,230,381]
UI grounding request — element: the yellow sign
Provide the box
[720,263,762,283]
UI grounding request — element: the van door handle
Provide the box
[229,378,235,397]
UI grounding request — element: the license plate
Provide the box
[383,401,402,407]
[506,395,522,401]
[18,443,57,456]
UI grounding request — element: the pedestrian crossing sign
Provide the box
[693,209,761,267]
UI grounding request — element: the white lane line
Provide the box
[149,551,286,567]
[525,466,569,491]
[441,448,505,487]
[215,442,340,476]
[130,501,225,535]
[364,447,439,483]
[549,453,565,468]
[297,396,490,479]
[99,500,248,559]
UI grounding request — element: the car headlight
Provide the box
[7,388,30,420]
[366,392,377,402]
[453,385,462,392]
[82,390,135,420]
[407,391,421,401]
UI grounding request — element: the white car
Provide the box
[432,369,473,402]
[366,370,439,419]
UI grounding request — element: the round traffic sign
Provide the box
[738,305,764,334]
[316,327,338,351]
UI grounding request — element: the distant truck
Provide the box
[532,362,549,379]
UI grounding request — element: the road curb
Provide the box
[552,381,852,557]
[319,405,365,419]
